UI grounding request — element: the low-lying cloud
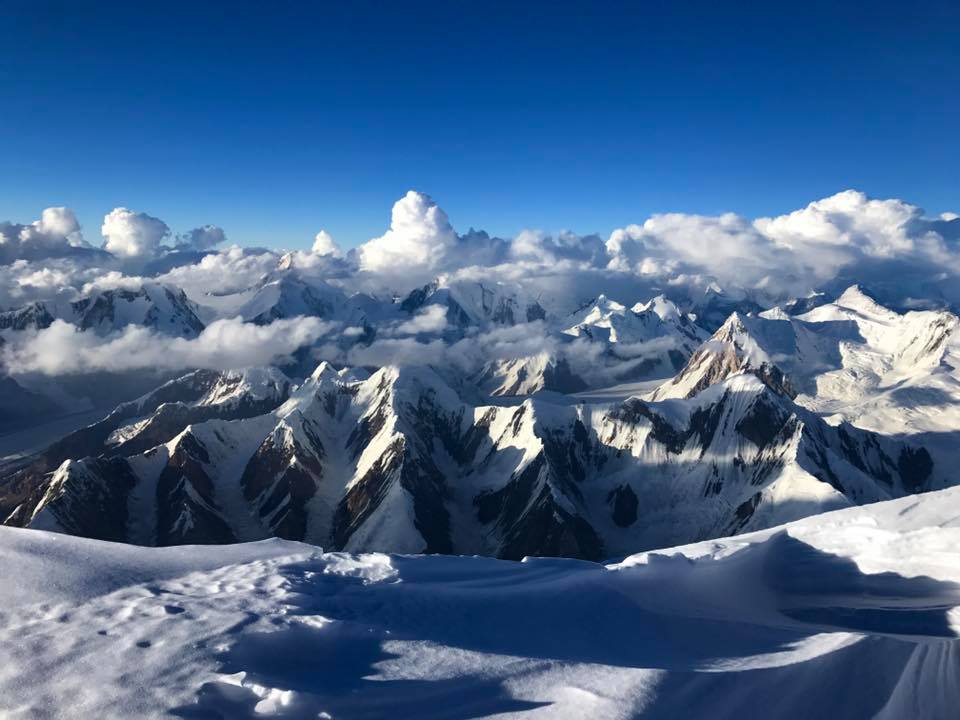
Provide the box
[2,316,335,375]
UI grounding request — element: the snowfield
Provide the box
[2,487,959,719]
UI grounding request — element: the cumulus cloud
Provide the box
[176,224,227,251]
[602,191,960,304]
[356,191,457,275]
[312,230,342,257]
[0,207,95,265]
[756,190,919,256]
[0,261,80,308]
[2,316,335,375]
[155,245,279,298]
[34,207,83,240]
[606,212,796,290]
[510,229,607,266]
[101,207,171,259]
[3,187,960,333]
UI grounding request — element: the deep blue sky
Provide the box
[2,1,957,250]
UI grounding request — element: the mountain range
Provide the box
[3,272,955,561]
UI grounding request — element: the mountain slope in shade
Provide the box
[793,285,960,434]
[1,486,959,719]
[648,309,839,401]
[473,295,708,397]
[4,361,936,559]
[0,367,291,525]
[652,285,960,434]
[238,273,351,325]
[473,352,588,396]
[563,294,707,377]
[0,282,206,337]
[400,277,548,328]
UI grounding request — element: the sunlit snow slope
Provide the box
[1,487,958,719]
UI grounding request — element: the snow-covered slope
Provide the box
[474,352,588,396]
[400,276,548,328]
[563,294,707,377]
[649,309,839,401]
[794,285,960,434]
[471,294,707,397]
[3,361,937,559]
[0,367,291,525]
[685,284,764,332]
[2,487,958,719]
[0,282,206,337]
[652,285,960,435]
[237,273,351,325]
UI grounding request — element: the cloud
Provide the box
[34,207,82,240]
[80,270,148,295]
[155,245,280,298]
[343,336,450,369]
[331,319,635,388]
[312,230,342,257]
[510,229,607,265]
[609,335,680,360]
[391,305,449,335]
[101,207,170,258]
[356,191,457,276]
[177,224,227,251]
[756,190,918,256]
[603,190,960,304]
[337,321,559,376]
[0,261,80,308]
[3,188,960,333]
[2,316,335,375]
[0,207,95,265]
[606,212,797,290]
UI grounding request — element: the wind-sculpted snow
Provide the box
[1,488,959,718]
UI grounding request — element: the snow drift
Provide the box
[1,486,958,719]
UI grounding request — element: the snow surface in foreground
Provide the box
[2,489,960,719]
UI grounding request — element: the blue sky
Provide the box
[2,1,957,250]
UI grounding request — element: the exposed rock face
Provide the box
[651,312,802,401]
[2,361,935,560]
[400,278,548,329]
[475,354,589,396]
[0,368,291,524]
[0,302,55,331]
[0,283,206,336]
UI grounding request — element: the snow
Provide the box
[1,487,959,718]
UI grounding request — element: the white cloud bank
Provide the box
[2,316,335,375]
[312,230,342,257]
[391,304,449,335]
[356,191,458,275]
[101,208,171,259]
[2,188,959,319]
[0,207,94,265]
[177,224,227,251]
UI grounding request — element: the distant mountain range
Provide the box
[4,275,957,560]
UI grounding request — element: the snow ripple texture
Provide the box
[1,486,959,719]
